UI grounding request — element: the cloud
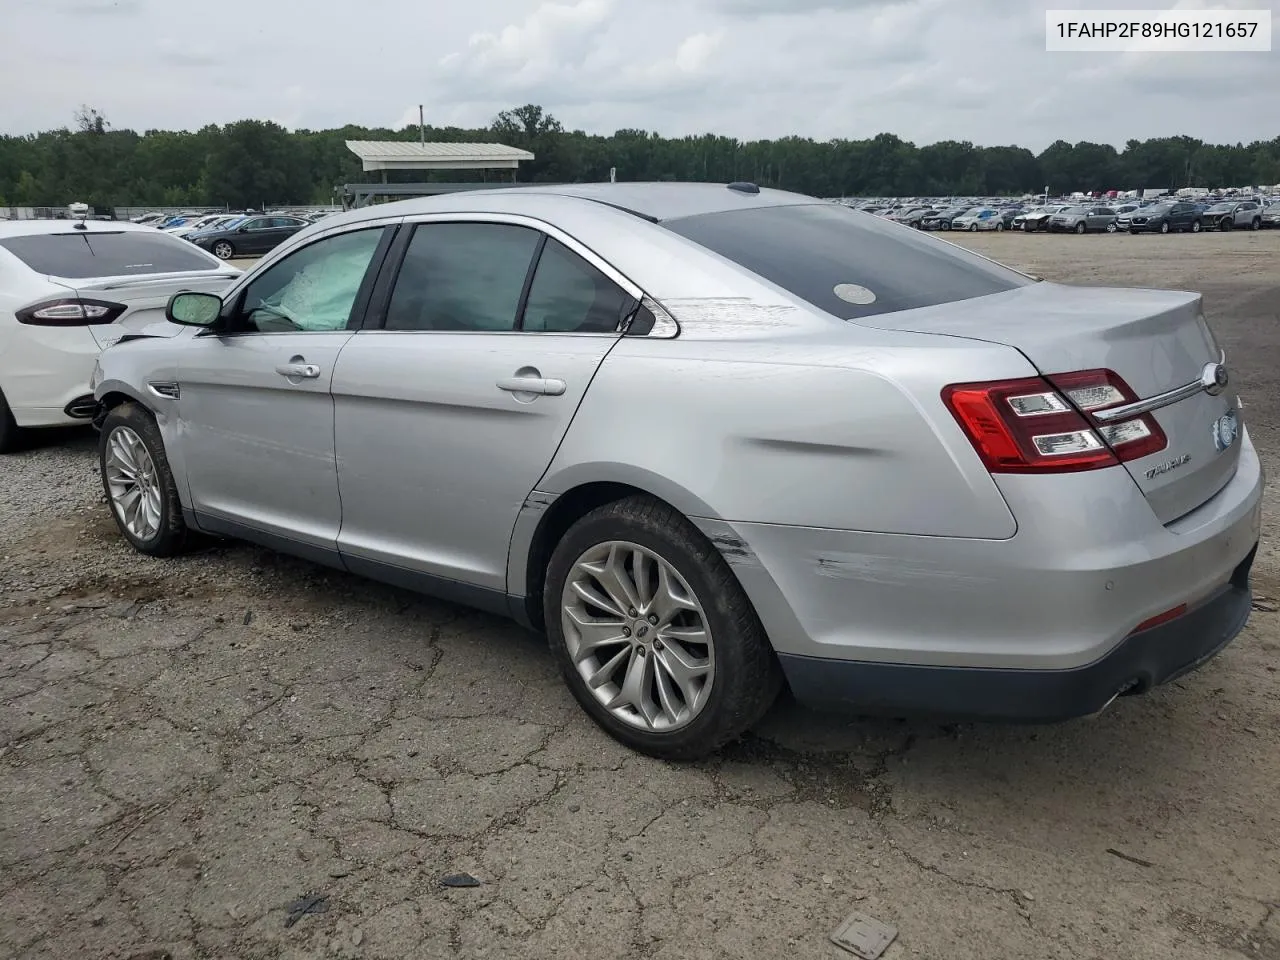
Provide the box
[0,0,1275,154]
[56,0,143,14]
[711,0,902,15]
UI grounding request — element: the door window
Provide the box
[236,227,385,333]
[522,238,637,333]
[384,223,541,332]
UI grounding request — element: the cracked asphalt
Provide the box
[3,231,1279,960]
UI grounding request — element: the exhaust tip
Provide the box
[63,395,98,420]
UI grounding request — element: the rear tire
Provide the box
[543,495,782,760]
[995,222,1005,232]
[0,389,25,455]
[99,402,190,557]
[1251,218,1262,231]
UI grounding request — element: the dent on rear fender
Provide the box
[544,341,1020,540]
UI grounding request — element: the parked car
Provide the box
[166,214,235,238]
[89,182,1262,758]
[1049,205,1119,234]
[897,207,936,229]
[952,208,1004,231]
[1017,205,1072,232]
[1202,200,1264,232]
[920,207,968,230]
[0,219,238,452]
[189,215,312,260]
[1118,201,1204,234]
[1261,204,1280,229]
[998,207,1023,228]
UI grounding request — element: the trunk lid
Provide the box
[54,270,239,348]
[857,281,1240,524]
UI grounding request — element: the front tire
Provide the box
[968,223,977,232]
[1191,219,1202,234]
[1074,222,1086,234]
[99,402,189,557]
[544,496,781,760]
[212,240,235,260]
[1160,221,1170,234]
[1220,217,1232,232]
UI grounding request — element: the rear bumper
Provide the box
[777,544,1255,721]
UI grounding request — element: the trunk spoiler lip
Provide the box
[1091,349,1228,423]
[45,269,239,292]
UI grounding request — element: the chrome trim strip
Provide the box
[1091,351,1227,423]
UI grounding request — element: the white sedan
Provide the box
[951,207,1005,231]
[0,219,239,452]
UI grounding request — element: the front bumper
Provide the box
[777,544,1254,721]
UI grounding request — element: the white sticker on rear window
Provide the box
[833,283,876,305]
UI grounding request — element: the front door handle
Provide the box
[276,362,321,379]
[496,376,566,397]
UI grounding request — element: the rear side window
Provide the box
[663,203,1031,320]
[385,223,541,332]
[0,230,217,278]
[522,239,637,333]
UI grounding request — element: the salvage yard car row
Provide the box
[856,197,1280,235]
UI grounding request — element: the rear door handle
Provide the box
[275,362,321,379]
[496,376,566,397]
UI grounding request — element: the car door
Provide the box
[330,216,641,604]
[176,223,395,560]
[1090,207,1113,230]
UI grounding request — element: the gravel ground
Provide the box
[2,231,1278,960]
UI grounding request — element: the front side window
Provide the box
[237,227,385,333]
[522,238,636,334]
[385,223,541,332]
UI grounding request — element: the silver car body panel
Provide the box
[92,183,1264,691]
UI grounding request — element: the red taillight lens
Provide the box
[1044,369,1168,463]
[16,298,127,326]
[942,368,1167,474]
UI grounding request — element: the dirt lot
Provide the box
[3,231,1279,960]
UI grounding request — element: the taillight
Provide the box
[1045,369,1167,462]
[16,298,127,326]
[942,369,1167,474]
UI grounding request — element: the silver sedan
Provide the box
[91,183,1263,759]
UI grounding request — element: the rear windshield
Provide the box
[663,202,1033,320]
[0,230,216,278]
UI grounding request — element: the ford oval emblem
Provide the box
[1201,362,1229,396]
[1212,410,1239,452]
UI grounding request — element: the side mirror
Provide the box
[237,225,249,233]
[167,291,223,328]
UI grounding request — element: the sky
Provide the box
[2,0,1276,150]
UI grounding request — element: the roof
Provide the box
[311,182,826,238]
[344,140,534,172]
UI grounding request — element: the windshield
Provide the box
[663,202,1032,321]
[0,230,218,277]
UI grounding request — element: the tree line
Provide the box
[1,104,1277,210]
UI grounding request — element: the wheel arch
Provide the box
[506,468,723,632]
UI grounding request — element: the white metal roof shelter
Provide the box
[344,141,535,174]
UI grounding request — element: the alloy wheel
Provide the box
[561,540,715,732]
[213,241,234,259]
[104,426,163,541]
